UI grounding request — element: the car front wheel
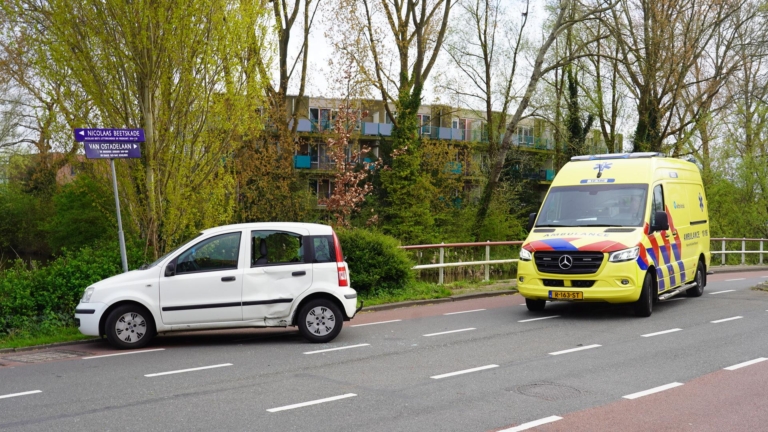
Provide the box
[297,299,343,343]
[105,304,155,349]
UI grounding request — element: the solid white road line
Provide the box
[623,382,684,399]
[83,348,166,359]
[498,416,563,432]
[725,278,746,282]
[762,276,768,278]
[145,363,232,377]
[725,358,768,371]
[711,316,743,324]
[549,344,601,356]
[641,328,683,338]
[267,393,357,413]
[444,309,486,315]
[518,315,560,323]
[709,290,736,295]
[350,320,402,327]
[430,364,498,379]
[303,344,370,355]
[423,328,476,337]
[0,390,42,400]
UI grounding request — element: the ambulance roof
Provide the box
[554,153,701,187]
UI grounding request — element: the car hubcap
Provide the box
[306,306,336,337]
[115,312,147,343]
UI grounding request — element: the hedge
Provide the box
[336,228,414,296]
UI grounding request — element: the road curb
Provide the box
[0,338,101,355]
[360,289,518,313]
[709,265,768,274]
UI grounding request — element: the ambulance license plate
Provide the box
[549,291,583,300]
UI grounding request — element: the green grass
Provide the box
[358,279,517,307]
[0,326,96,350]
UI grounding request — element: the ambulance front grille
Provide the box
[534,251,604,275]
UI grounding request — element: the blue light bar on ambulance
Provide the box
[570,152,664,161]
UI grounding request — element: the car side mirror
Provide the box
[651,211,669,232]
[527,213,537,232]
[165,262,176,277]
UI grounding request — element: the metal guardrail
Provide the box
[401,238,767,285]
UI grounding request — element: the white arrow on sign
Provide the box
[79,130,85,136]
[133,144,137,149]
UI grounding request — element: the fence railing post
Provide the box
[485,241,490,282]
[761,241,764,265]
[742,238,746,265]
[722,240,726,265]
[439,243,445,285]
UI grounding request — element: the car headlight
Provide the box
[609,246,640,262]
[519,248,532,261]
[81,287,95,303]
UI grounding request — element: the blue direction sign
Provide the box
[83,142,141,159]
[74,128,145,143]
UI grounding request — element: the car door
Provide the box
[242,229,312,321]
[648,183,672,291]
[159,231,245,325]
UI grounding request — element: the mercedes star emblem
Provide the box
[558,255,573,270]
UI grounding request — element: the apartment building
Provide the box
[285,95,581,206]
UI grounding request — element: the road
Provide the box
[1,270,767,431]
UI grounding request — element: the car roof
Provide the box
[201,222,334,236]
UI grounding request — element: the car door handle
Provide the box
[292,271,306,277]
[221,276,236,282]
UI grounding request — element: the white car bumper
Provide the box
[75,302,107,336]
[342,289,359,319]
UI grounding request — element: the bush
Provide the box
[336,228,414,296]
[0,240,146,333]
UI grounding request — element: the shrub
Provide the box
[336,228,414,296]
[0,240,146,333]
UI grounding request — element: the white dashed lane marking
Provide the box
[641,328,682,337]
[83,348,166,360]
[145,363,232,377]
[0,390,42,400]
[423,328,476,337]
[518,315,560,323]
[623,382,684,399]
[725,278,745,282]
[303,344,370,355]
[549,344,601,356]
[350,320,401,327]
[709,290,735,295]
[498,415,563,431]
[724,358,768,371]
[267,393,357,412]
[711,316,743,324]
[430,364,498,379]
[444,309,486,315]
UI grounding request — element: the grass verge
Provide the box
[0,326,94,350]
[359,279,517,307]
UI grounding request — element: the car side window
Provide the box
[651,185,664,227]
[175,232,241,274]
[312,236,336,263]
[251,231,304,266]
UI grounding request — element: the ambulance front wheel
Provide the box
[526,298,546,312]
[633,272,653,317]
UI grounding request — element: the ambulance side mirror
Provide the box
[527,213,537,232]
[651,211,669,233]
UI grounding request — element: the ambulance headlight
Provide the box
[608,246,640,263]
[519,249,532,261]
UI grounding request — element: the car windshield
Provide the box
[536,184,648,228]
[143,233,204,269]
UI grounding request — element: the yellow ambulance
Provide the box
[517,152,710,317]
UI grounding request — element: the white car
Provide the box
[75,223,360,349]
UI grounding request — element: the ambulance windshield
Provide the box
[536,184,648,228]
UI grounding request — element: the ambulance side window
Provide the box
[651,185,664,226]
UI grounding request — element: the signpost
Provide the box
[75,128,144,273]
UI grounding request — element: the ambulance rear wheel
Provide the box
[633,273,653,317]
[686,261,705,297]
[526,298,546,312]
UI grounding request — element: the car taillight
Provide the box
[332,231,348,287]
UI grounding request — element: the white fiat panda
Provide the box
[75,223,360,349]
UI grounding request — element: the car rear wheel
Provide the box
[298,299,343,343]
[633,272,653,317]
[525,298,546,312]
[686,261,705,297]
[105,304,155,349]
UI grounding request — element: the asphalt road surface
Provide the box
[1,270,767,432]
